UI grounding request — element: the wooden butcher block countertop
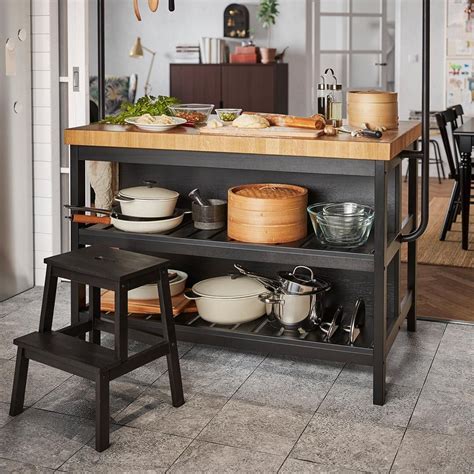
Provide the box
[64,121,421,161]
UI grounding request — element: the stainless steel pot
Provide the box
[234,264,330,296]
[184,276,266,324]
[278,266,330,295]
[116,180,179,218]
[259,287,327,330]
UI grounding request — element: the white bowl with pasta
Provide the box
[125,114,187,132]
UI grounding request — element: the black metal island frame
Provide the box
[65,121,422,405]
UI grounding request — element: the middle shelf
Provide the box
[79,218,376,272]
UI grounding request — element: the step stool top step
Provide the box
[45,246,169,283]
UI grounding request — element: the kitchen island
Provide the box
[65,121,421,405]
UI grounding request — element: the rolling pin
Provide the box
[245,112,326,130]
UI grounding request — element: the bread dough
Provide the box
[206,119,224,129]
[232,114,270,129]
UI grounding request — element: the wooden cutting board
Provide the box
[100,290,196,317]
[200,126,325,140]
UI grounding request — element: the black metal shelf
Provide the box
[79,219,375,272]
[95,311,374,365]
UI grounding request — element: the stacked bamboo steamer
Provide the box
[228,183,308,244]
[347,91,398,130]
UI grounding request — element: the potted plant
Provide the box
[257,0,279,64]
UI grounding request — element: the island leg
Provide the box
[458,137,472,251]
[70,146,87,328]
[373,161,388,406]
[407,158,418,332]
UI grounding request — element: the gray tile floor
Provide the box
[0,283,473,473]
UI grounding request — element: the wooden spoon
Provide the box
[133,0,142,21]
[148,0,159,11]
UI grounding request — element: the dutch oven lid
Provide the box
[119,181,179,200]
[193,276,266,299]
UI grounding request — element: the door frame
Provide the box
[59,0,90,252]
[306,0,391,111]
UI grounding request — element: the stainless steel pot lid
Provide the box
[278,266,331,294]
[119,180,179,201]
[192,276,266,299]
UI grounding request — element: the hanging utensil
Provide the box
[148,0,159,11]
[133,0,142,20]
[169,0,175,11]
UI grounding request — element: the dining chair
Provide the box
[436,109,473,241]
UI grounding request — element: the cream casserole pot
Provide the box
[185,276,266,324]
[116,180,179,218]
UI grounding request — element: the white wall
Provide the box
[90,0,309,115]
[32,0,61,284]
[396,0,446,120]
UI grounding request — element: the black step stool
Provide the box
[9,246,184,452]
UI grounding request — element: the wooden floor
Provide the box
[401,177,473,322]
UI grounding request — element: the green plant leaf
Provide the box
[101,95,180,125]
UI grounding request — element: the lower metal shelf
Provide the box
[92,310,375,366]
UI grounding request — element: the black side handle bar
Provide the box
[401,0,430,243]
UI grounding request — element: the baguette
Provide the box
[245,112,326,130]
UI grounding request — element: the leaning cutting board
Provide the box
[200,126,325,139]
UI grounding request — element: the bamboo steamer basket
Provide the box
[228,183,308,244]
[347,90,398,130]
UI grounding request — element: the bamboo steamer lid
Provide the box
[347,90,399,130]
[228,183,308,244]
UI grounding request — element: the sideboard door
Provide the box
[170,65,222,106]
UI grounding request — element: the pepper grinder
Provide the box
[316,76,327,117]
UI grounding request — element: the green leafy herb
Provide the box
[101,95,180,125]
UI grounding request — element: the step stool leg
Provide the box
[9,347,30,416]
[157,268,184,408]
[39,264,58,333]
[89,286,101,345]
[95,373,110,452]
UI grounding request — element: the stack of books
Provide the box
[230,46,258,64]
[173,45,200,64]
[200,38,227,64]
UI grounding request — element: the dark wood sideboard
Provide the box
[170,63,288,114]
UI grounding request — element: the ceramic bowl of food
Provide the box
[168,104,214,124]
[125,114,186,132]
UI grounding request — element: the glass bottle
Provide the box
[328,83,343,128]
[316,81,327,117]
